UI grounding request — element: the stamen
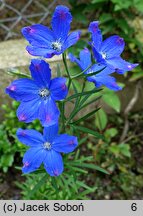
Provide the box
[101,52,107,59]
[39,88,49,98]
[43,142,51,150]
[51,41,62,52]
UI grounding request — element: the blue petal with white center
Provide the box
[21,5,80,58]
[89,21,138,73]
[6,59,68,126]
[69,48,121,91]
[17,126,78,176]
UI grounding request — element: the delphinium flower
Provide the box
[5,59,68,126]
[17,124,78,176]
[69,48,121,91]
[21,5,81,58]
[88,21,138,74]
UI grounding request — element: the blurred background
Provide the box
[0,0,143,200]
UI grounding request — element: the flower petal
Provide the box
[86,64,110,81]
[101,35,125,59]
[88,21,102,51]
[44,150,63,176]
[91,45,104,63]
[17,99,40,123]
[29,59,51,88]
[63,31,81,50]
[5,78,38,102]
[52,134,78,153]
[90,74,122,91]
[22,148,46,174]
[79,48,92,70]
[50,77,68,101]
[68,53,83,70]
[21,24,55,47]
[26,46,55,58]
[51,5,72,41]
[38,97,60,126]
[43,124,59,143]
[17,128,44,147]
[106,57,139,74]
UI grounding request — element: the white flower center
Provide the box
[101,52,107,59]
[51,41,62,52]
[43,142,51,150]
[88,70,94,74]
[39,88,49,98]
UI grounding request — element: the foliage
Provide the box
[0,101,42,172]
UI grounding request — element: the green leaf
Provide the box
[72,125,104,140]
[92,0,107,3]
[95,108,108,130]
[28,174,48,198]
[105,128,118,139]
[102,91,121,112]
[66,88,102,102]
[84,67,106,78]
[71,107,100,124]
[70,162,109,174]
[79,96,102,110]
[7,68,30,78]
[109,143,131,158]
[119,143,131,157]
[109,145,120,156]
[1,154,14,168]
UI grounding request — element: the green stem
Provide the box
[70,64,92,79]
[62,53,71,89]
[65,78,86,126]
[59,101,66,133]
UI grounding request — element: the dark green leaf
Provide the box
[70,162,109,174]
[72,125,104,140]
[71,107,100,124]
[95,108,108,130]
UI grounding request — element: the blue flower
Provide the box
[21,5,81,58]
[69,48,122,91]
[5,59,68,126]
[88,21,138,74]
[17,124,78,176]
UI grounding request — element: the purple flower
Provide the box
[88,21,138,74]
[21,5,81,58]
[5,59,68,126]
[69,48,121,91]
[17,124,78,176]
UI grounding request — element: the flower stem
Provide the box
[59,101,66,133]
[70,64,92,79]
[62,53,71,89]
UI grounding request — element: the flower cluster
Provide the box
[5,5,138,176]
